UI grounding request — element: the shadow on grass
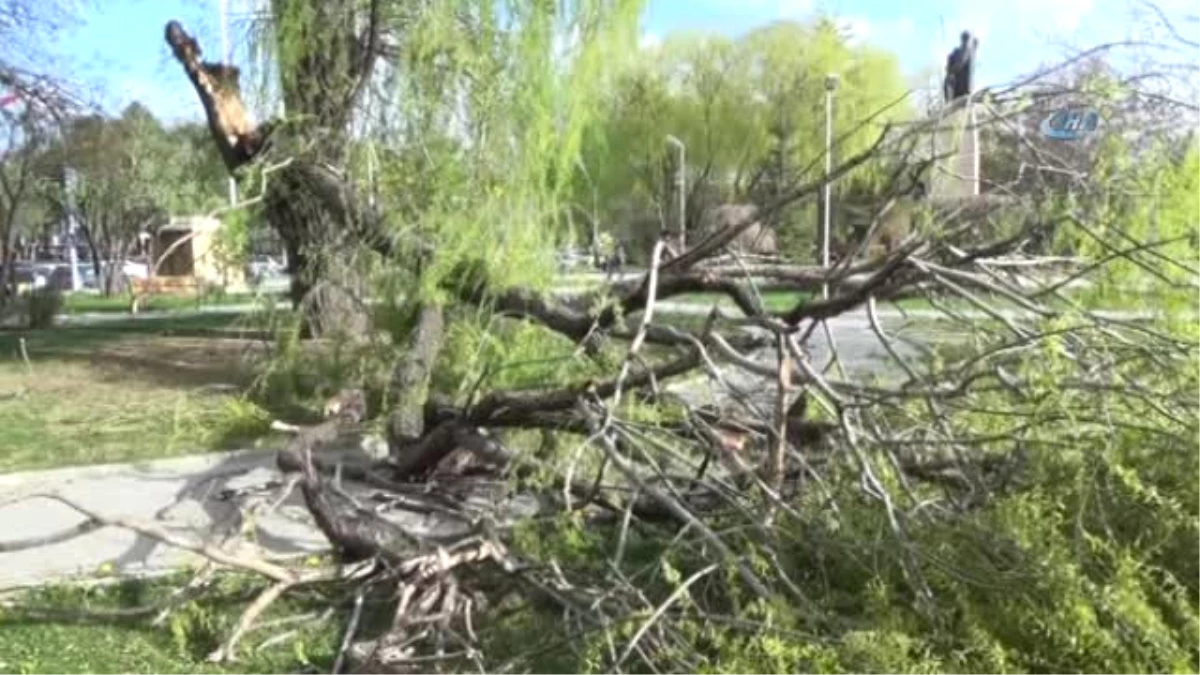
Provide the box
[0,572,378,673]
[0,312,324,472]
[0,313,264,359]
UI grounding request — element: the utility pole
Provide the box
[64,167,81,292]
[665,135,686,247]
[822,73,840,300]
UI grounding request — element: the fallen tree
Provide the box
[4,4,1193,673]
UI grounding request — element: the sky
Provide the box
[38,0,1196,126]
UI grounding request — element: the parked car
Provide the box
[44,264,102,291]
[246,255,286,285]
[10,262,53,290]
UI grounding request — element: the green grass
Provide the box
[0,313,269,359]
[0,358,275,473]
[0,311,287,473]
[60,292,280,315]
[0,573,343,673]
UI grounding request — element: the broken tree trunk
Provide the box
[166,16,451,468]
[164,19,379,339]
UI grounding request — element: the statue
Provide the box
[943,31,979,103]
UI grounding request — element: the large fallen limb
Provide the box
[388,303,447,450]
[467,348,702,426]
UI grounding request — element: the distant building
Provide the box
[137,216,247,295]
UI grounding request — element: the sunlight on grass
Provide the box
[0,359,274,474]
[60,292,281,315]
[0,574,340,674]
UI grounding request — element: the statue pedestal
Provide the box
[929,100,980,202]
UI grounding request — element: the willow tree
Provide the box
[166,0,644,454]
[575,17,911,258]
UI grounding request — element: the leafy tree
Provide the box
[144,4,1200,674]
[575,16,911,260]
[0,103,52,302]
[35,103,227,294]
[0,0,79,302]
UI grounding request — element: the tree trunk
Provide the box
[164,20,377,338]
[166,11,452,448]
[80,225,102,291]
[0,243,13,308]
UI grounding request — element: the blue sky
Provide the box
[46,0,1192,125]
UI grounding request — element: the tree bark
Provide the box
[164,19,378,338]
[387,303,446,457]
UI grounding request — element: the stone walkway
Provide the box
[0,449,329,590]
[0,445,536,591]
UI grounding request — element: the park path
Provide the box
[0,442,537,591]
[0,448,332,590]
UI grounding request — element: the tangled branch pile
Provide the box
[6,3,1197,673]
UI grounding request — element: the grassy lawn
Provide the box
[0,574,343,673]
[0,358,275,473]
[1,312,271,357]
[60,291,282,315]
[0,313,285,474]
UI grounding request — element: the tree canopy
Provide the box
[572,16,912,257]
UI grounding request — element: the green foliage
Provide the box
[269,0,646,303]
[477,317,1199,674]
[575,16,911,256]
[0,573,340,673]
[432,310,608,403]
[1049,138,1199,312]
[202,396,273,447]
[212,206,254,272]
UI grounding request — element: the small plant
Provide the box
[204,396,273,448]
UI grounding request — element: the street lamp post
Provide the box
[822,73,839,300]
[64,168,81,292]
[665,135,686,246]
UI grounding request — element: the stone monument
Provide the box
[930,31,981,201]
[943,31,978,104]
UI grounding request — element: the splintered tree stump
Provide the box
[164,20,379,339]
